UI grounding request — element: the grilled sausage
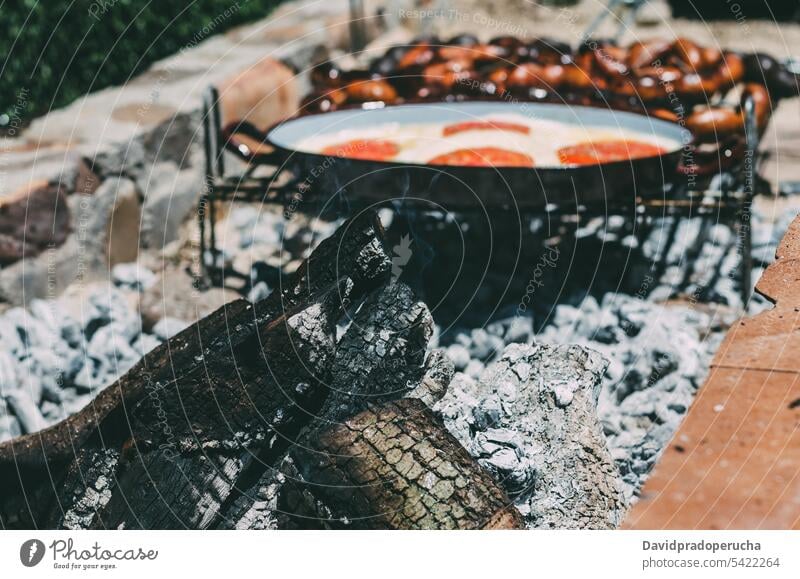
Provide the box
[686,106,743,142]
[741,82,772,129]
[561,63,595,91]
[397,44,436,70]
[505,63,548,90]
[672,38,705,70]
[628,39,673,70]
[650,108,680,122]
[677,72,722,100]
[702,46,724,69]
[345,79,398,103]
[717,51,745,90]
[593,47,630,78]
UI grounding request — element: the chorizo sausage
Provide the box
[632,75,666,102]
[676,72,722,100]
[397,44,436,70]
[650,108,679,123]
[628,39,673,70]
[310,61,344,89]
[701,46,723,69]
[345,79,398,103]
[560,63,595,91]
[672,38,704,70]
[679,137,744,176]
[741,82,772,129]
[592,47,629,78]
[742,52,800,98]
[504,63,549,90]
[438,44,506,65]
[300,88,348,114]
[686,106,743,142]
[717,51,745,90]
[422,62,476,90]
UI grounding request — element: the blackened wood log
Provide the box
[290,398,524,529]
[0,211,390,468]
[43,448,119,529]
[316,281,434,422]
[90,289,342,529]
[406,349,454,407]
[215,282,453,529]
[0,212,391,529]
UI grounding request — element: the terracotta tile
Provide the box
[625,215,800,529]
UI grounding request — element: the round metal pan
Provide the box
[240,101,692,210]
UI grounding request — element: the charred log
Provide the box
[0,211,391,529]
[90,288,343,529]
[289,398,524,529]
[316,281,435,423]
[222,282,458,529]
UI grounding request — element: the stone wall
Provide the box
[0,0,362,305]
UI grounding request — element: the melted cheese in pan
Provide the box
[294,113,679,167]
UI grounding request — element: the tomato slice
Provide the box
[443,120,531,137]
[558,140,665,165]
[428,147,534,167]
[321,139,399,161]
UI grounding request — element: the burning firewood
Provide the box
[217,281,462,529]
[0,211,391,528]
[0,211,522,530]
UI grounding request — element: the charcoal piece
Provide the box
[406,349,455,407]
[214,467,284,530]
[45,448,120,530]
[317,281,434,423]
[0,352,18,391]
[292,398,524,529]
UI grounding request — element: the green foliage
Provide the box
[0,1,284,125]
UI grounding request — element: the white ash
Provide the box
[537,293,728,500]
[431,200,793,503]
[152,317,190,341]
[111,263,157,292]
[435,343,627,529]
[437,295,727,502]
[0,264,181,442]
